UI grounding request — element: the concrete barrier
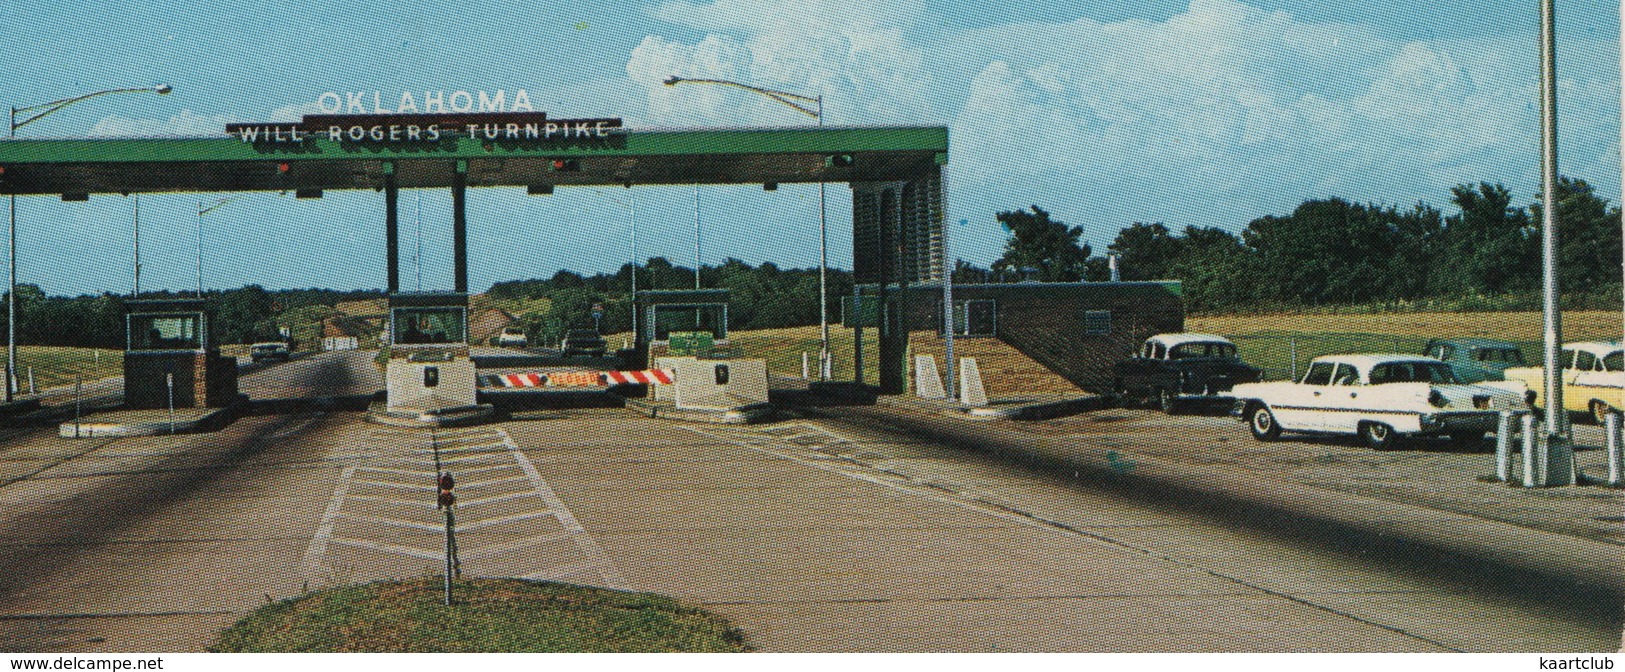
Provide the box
[386,359,478,411]
[672,359,768,411]
[914,355,946,400]
[958,357,987,407]
[652,357,696,401]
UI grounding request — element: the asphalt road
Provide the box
[0,352,1613,652]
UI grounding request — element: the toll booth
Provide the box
[384,292,481,413]
[123,298,238,409]
[635,289,730,367]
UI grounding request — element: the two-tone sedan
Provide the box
[1231,354,1529,450]
[1503,340,1625,423]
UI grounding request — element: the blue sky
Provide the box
[3,0,1620,295]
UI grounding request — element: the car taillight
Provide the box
[1429,391,1449,408]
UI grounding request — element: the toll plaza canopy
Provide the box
[0,118,951,394]
[0,124,947,194]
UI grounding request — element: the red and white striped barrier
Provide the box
[605,369,674,385]
[479,369,674,388]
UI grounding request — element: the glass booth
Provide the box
[122,299,238,409]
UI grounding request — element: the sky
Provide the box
[1,0,1620,295]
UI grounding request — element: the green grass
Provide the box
[1191,310,1624,381]
[211,578,751,653]
[12,346,122,391]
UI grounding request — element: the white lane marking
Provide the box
[457,490,543,509]
[457,475,531,491]
[459,511,557,532]
[331,512,445,532]
[350,479,435,492]
[327,537,442,561]
[501,428,627,589]
[302,465,355,580]
[458,531,574,561]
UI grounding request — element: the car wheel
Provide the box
[1590,400,1616,425]
[1360,421,1400,451]
[1248,404,1281,441]
[1157,388,1181,415]
[1113,382,1135,409]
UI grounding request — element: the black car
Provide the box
[561,329,607,357]
[1113,333,1261,413]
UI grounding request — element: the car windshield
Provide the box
[1368,361,1459,384]
[568,330,600,339]
[1169,342,1236,359]
[1605,352,1624,372]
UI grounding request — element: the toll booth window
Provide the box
[392,308,466,345]
[129,314,203,351]
[649,305,727,342]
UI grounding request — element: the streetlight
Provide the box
[7,84,173,402]
[663,75,831,379]
[592,189,639,332]
[197,196,240,297]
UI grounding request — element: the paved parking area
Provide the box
[0,355,1614,652]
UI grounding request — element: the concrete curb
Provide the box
[366,400,496,428]
[879,394,1106,421]
[58,405,237,438]
[625,398,774,424]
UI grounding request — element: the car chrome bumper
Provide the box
[1418,411,1499,434]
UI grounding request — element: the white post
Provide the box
[165,372,175,435]
[1606,411,1621,486]
[801,351,809,380]
[1521,414,1539,487]
[1496,411,1515,482]
[27,366,33,395]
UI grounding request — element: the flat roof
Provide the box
[0,125,949,196]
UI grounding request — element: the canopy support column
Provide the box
[453,162,468,294]
[384,166,399,293]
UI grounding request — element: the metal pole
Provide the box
[73,375,81,439]
[133,195,141,298]
[1289,336,1298,382]
[7,108,15,405]
[1522,413,1539,487]
[195,201,205,297]
[165,372,175,435]
[1496,411,1515,482]
[693,184,702,290]
[817,95,830,381]
[5,191,12,405]
[452,169,468,294]
[1606,410,1621,486]
[630,195,638,336]
[414,192,423,291]
[1539,0,1568,438]
[853,284,863,385]
[385,174,399,294]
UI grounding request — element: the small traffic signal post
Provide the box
[437,470,460,606]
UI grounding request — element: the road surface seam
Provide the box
[684,422,1460,652]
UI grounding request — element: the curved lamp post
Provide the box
[197,196,240,297]
[7,84,173,402]
[662,76,832,379]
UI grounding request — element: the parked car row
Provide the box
[1112,332,1623,451]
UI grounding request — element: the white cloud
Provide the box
[268,101,325,122]
[627,0,936,126]
[622,0,1619,264]
[88,109,237,137]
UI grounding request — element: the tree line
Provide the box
[968,176,1622,314]
[3,175,1618,349]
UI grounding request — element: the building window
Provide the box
[392,307,467,345]
[1081,310,1111,335]
[129,313,203,351]
[942,299,996,337]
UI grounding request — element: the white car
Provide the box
[1503,340,1624,423]
[496,326,528,348]
[1230,354,1529,450]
